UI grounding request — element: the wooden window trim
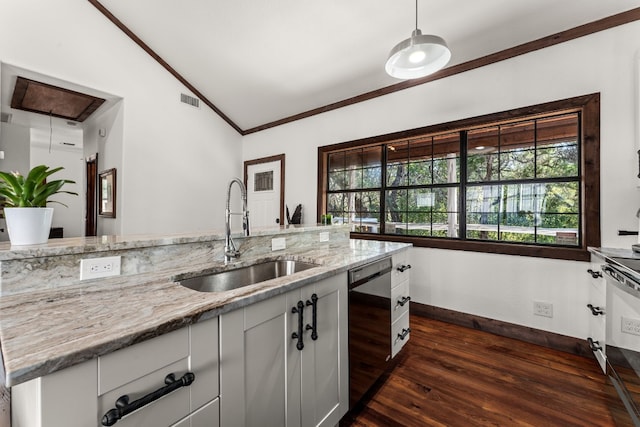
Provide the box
[317,93,600,262]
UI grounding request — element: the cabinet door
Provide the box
[299,273,348,427]
[219,293,296,427]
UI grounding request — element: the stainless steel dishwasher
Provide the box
[348,256,392,409]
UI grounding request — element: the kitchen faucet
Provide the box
[225,178,250,263]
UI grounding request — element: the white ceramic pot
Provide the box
[4,207,54,245]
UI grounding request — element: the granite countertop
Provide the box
[0,237,410,388]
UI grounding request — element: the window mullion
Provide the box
[459,131,468,240]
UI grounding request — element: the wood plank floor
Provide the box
[342,315,626,426]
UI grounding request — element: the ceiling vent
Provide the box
[0,112,12,123]
[180,93,200,108]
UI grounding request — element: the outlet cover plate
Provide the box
[621,317,640,336]
[533,301,553,318]
[319,232,330,242]
[80,256,121,280]
[272,237,286,251]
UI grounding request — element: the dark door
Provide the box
[85,154,98,236]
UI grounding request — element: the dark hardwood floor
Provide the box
[343,314,625,426]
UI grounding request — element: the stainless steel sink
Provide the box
[177,260,318,292]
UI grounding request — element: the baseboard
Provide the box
[411,302,593,358]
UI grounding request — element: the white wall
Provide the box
[30,144,84,238]
[243,22,640,339]
[0,0,242,236]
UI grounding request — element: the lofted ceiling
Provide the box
[93,0,640,134]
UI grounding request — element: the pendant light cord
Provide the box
[415,0,418,31]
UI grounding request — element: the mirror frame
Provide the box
[99,168,116,218]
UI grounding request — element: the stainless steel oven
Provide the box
[601,261,640,427]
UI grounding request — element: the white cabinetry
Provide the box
[391,250,411,357]
[11,317,219,427]
[219,272,348,427]
[586,252,606,373]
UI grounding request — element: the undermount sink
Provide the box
[177,259,319,293]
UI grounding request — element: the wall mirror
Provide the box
[99,168,116,218]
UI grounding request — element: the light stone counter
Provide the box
[0,226,410,388]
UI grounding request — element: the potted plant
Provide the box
[0,165,77,245]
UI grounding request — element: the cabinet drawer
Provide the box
[391,311,410,358]
[98,359,191,427]
[391,251,411,287]
[391,280,410,324]
[99,327,189,394]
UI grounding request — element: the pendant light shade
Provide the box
[385,1,451,79]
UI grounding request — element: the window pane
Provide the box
[433,133,460,184]
[466,184,500,240]
[468,127,499,182]
[387,142,408,187]
[537,114,579,179]
[538,182,579,215]
[500,121,535,180]
[328,152,345,172]
[408,138,432,185]
[385,189,408,218]
[345,168,362,190]
[362,166,382,189]
[328,171,346,191]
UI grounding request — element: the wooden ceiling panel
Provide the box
[10,77,106,122]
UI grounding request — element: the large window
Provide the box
[318,94,600,261]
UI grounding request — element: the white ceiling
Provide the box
[97,0,640,132]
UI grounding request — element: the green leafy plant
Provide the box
[0,165,78,208]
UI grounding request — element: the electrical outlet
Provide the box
[80,256,121,280]
[271,237,286,251]
[621,317,640,336]
[533,301,553,318]
[319,232,330,242]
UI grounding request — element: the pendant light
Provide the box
[385,0,451,79]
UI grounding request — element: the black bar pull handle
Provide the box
[101,372,195,426]
[587,337,602,352]
[396,296,411,309]
[396,328,411,343]
[396,264,412,273]
[305,293,318,341]
[587,269,602,279]
[587,303,604,316]
[637,149,640,178]
[618,230,639,236]
[291,300,305,351]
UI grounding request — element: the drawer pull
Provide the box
[396,328,411,343]
[587,337,602,352]
[587,269,602,279]
[291,300,305,351]
[101,372,195,426]
[305,293,319,341]
[396,296,411,308]
[587,303,604,316]
[396,264,412,273]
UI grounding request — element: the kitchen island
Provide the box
[0,225,410,426]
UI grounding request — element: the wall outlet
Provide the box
[80,256,121,280]
[621,317,640,336]
[271,237,286,251]
[319,232,330,242]
[533,301,553,318]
